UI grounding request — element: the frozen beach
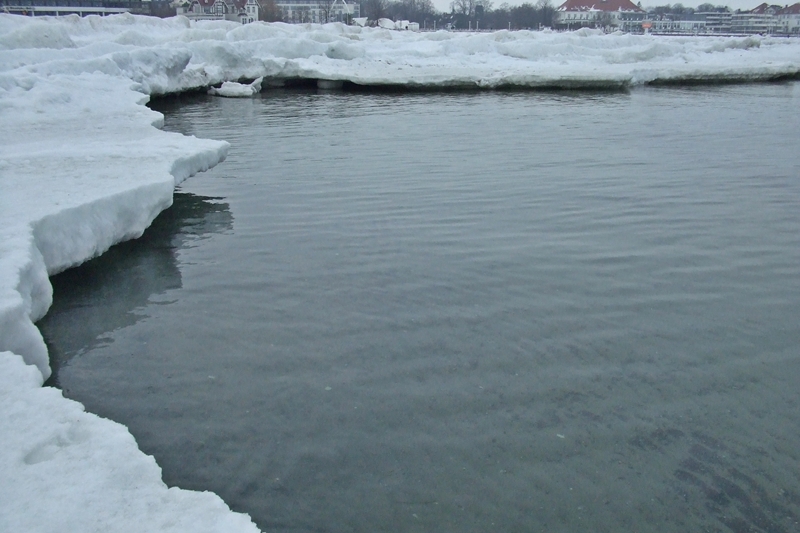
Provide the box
[1,13,800,532]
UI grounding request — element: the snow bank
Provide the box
[0,12,799,533]
[0,13,250,533]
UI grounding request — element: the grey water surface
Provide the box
[39,84,800,533]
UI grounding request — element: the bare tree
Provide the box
[535,0,555,27]
[317,0,335,22]
[387,0,437,21]
[362,0,388,18]
[450,0,476,16]
[258,0,284,21]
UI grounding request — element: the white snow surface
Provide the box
[0,12,799,533]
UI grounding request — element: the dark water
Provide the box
[39,85,800,533]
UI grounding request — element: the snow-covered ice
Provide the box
[209,76,263,97]
[0,12,799,532]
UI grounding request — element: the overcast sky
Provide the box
[428,0,770,14]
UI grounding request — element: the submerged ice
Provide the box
[1,12,799,533]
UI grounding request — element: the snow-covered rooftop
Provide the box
[778,2,800,14]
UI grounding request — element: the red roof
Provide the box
[747,2,782,14]
[557,0,644,12]
[778,2,800,14]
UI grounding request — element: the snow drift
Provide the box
[1,12,799,533]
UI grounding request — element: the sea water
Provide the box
[39,84,800,532]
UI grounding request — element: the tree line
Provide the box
[359,0,557,30]
[259,0,737,28]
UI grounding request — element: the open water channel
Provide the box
[39,84,800,532]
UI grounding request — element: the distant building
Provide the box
[647,13,688,33]
[644,12,725,33]
[554,0,646,33]
[176,0,260,23]
[554,0,800,35]
[642,3,800,35]
[275,0,359,24]
[702,10,732,33]
[177,0,360,24]
[1,0,361,24]
[730,2,781,33]
[776,2,800,34]
[0,0,173,17]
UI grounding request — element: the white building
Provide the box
[776,2,800,34]
[641,3,800,36]
[646,17,707,33]
[178,0,434,26]
[730,3,781,34]
[276,0,359,24]
[702,11,732,33]
[176,0,260,23]
[555,0,646,33]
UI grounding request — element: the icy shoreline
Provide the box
[1,13,799,532]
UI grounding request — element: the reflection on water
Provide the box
[38,192,232,385]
